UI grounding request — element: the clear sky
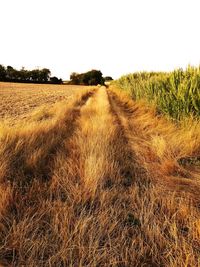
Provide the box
[1,0,200,80]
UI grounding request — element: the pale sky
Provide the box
[1,0,200,80]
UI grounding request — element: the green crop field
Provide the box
[115,66,200,120]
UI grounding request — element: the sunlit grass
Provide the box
[0,84,199,266]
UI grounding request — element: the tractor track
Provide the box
[107,89,149,189]
[1,86,200,266]
[0,89,96,265]
[107,90,200,206]
[3,89,96,186]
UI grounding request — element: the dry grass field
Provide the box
[0,82,90,124]
[0,83,200,266]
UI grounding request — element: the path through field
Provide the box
[0,86,200,266]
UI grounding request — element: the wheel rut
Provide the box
[107,89,149,189]
[107,90,200,206]
[3,89,96,186]
[0,89,96,265]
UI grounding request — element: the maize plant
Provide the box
[115,66,200,120]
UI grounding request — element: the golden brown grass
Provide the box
[0,84,200,266]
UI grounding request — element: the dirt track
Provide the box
[0,86,200,266]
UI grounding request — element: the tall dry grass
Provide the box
[0,85,200,266]
[0,88,95,265]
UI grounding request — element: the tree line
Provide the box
[69,70,113,85]
[0,65,63,84]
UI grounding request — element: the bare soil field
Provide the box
[0,82,90,124]
[0,85,200,266]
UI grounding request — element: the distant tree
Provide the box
[30,69,40,82]
[50,76,63,84]
[18,67,30,81]
[85,70,104,85]
[70,72,78,80]
[70,72,80,85]
[0,64,60,84]
[70,70,104,85]
[6,66,16,80]
[39,68,51,82]
[0,65,6,81]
